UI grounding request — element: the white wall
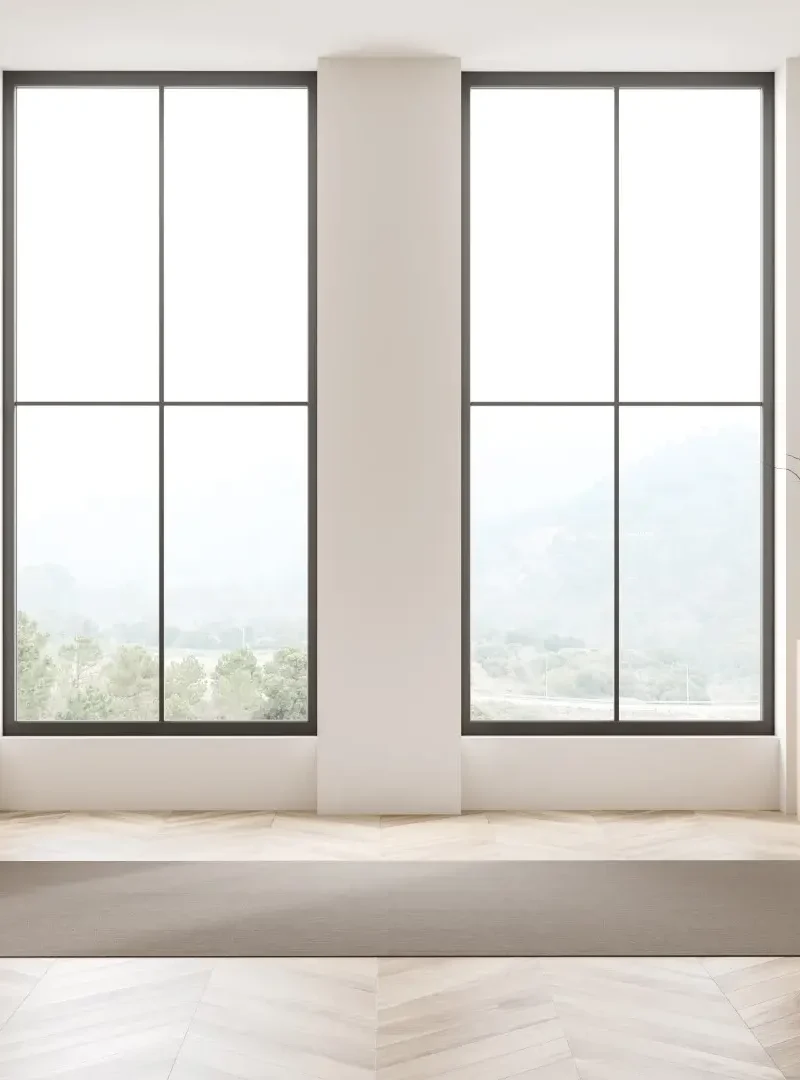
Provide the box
[463,736,780,811]
[0,738,316,811]
[0,733,779,811]
[775,59,800,814]
[0,58,786,813]
[315,58,462,814]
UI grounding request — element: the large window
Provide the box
[3,73,316,734]
[464,73,773,734]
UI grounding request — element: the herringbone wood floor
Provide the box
[0,957,797,1079]
[1,810,799,860]
[2,813,797,1075]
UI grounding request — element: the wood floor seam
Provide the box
[164,964,214,1080]
[0,959,54,1034]
[701,958,800,1080]
[539,961,586,1080]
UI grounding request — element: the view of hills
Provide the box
[472,419,762,721]
[14,416,763,723]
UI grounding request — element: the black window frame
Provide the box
[462,71,775,736]
[2,70,317,736]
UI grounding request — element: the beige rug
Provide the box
[0,860,796,956]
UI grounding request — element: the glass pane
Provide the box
[619,406,761,721]
[164,89,308,402]
[16,88,159,401]
[619,88,762,402]
[471,406,614,722]
[470,88,614,402]
[16,407,159,721]
[165,407,307,722]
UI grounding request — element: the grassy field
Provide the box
[163,647,278,674]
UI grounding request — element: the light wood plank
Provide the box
[0,958,795,1079]
[544,957,785,1080]
[2,810,800,861]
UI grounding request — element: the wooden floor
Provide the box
[1,815,799,1075]
[0,956,797,1079]
[0,810,799,860]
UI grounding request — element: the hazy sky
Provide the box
[12,84,764,644]
[15,86,308,625]
[470,85,764,516]
[470,86,762,405]
[16,86,307,404]
[467,86,763,686]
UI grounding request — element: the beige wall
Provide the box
[315,58,463,813]
[0,60,785,813]
[0,737,316,811]
[463,736,779,811]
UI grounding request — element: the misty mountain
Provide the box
[473,424,762,693]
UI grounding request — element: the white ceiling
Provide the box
[0,0,798,72]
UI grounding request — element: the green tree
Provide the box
[104,645,158,720]
[56,686,113,722]
[17,612,55,719]
[212,647,265,719]
[165,656,207,719]
[59,634,102,689]
[262,648,307,720]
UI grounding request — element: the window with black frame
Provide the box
[464,74,773,735]
[3,73,316,734]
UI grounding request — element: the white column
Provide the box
[316,58,462,814]
[775,59,800,814]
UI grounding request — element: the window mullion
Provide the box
[158,85,165,725]
[613,85,621,722]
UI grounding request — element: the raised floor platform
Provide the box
[0,809,798,859]
[2,813,800,1077]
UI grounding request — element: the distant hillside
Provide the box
[473,425,761,699]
